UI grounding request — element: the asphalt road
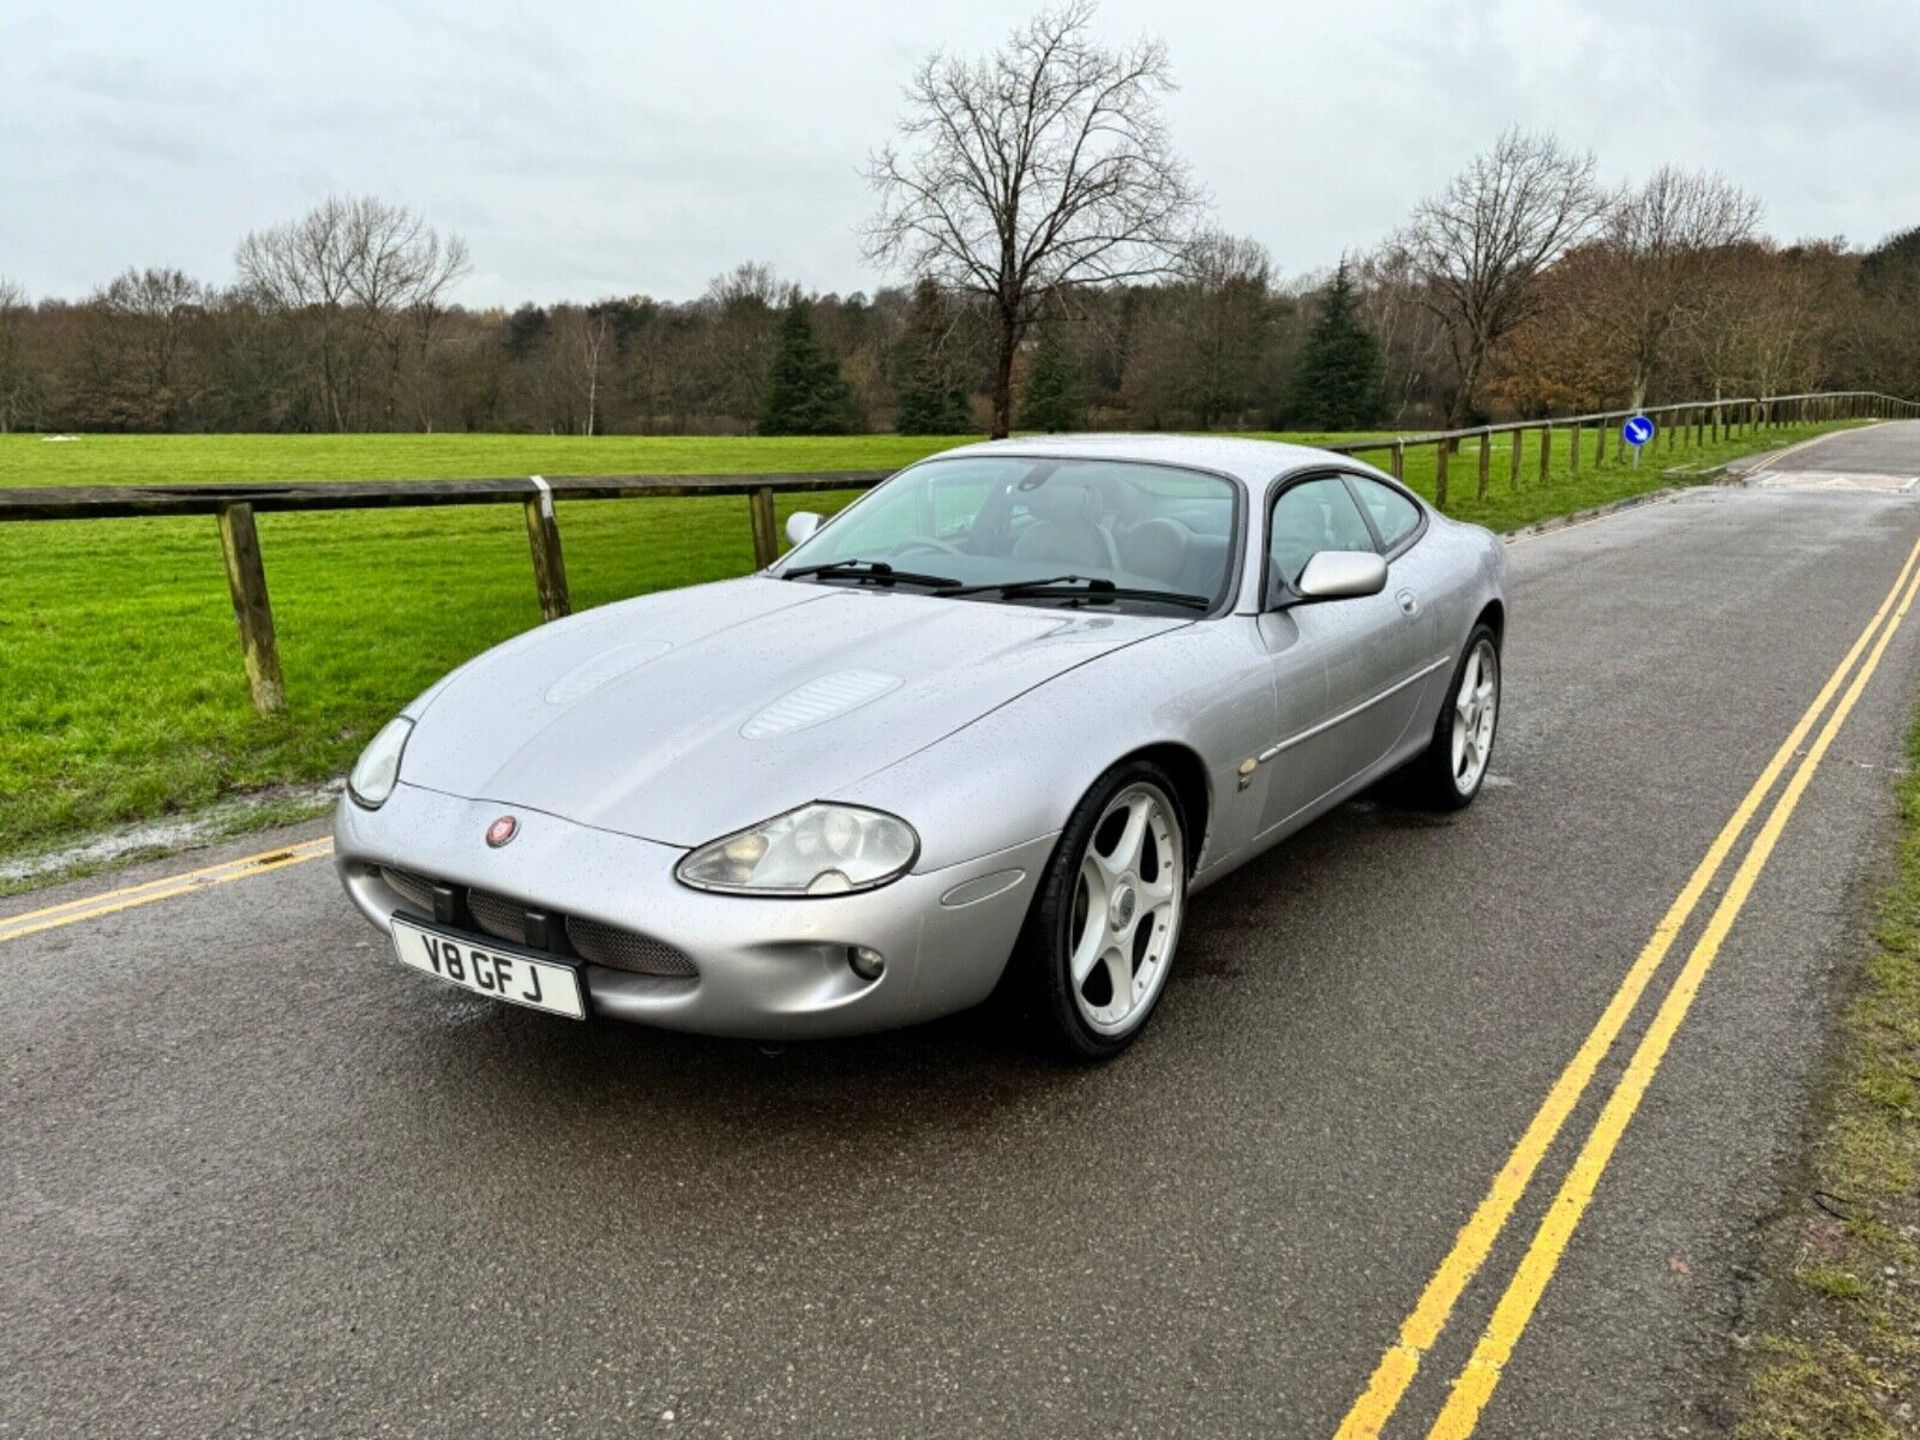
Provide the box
[8,423,1920,1440]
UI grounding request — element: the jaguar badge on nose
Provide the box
[486,815,518,848]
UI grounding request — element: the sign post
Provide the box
[1621,414,1656,468]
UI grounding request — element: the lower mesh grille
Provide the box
[566,916,697,977]
[381,867,437,913]
[466,888,529,946]
[376,865,694,980]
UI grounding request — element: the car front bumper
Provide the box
[333,785,1055,1039]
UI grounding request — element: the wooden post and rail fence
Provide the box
[2,389,1914,718]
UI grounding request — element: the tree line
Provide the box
[0,5,1914,439]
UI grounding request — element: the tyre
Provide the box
[1014,761,1189,1060]
[1403,624,1501,811]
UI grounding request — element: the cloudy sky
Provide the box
[4,0,1916,306]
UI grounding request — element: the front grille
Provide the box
[381,867,437,913]
[566,916,696,977]
[374,865,694,981]
[466,888,529,946]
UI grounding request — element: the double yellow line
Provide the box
[1336,531,1920,1439]
[0,837,334,944]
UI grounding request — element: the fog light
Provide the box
[848,946,885,981]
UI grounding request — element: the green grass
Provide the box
[1730,707,1920,1439]
[0,420,1861,860]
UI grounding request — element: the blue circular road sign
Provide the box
[1622,415,1656,447]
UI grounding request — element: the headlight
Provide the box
[348,716,414,810]
[675,803,919,896]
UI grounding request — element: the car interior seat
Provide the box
[1009,480,1121,571]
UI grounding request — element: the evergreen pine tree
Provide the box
[1018,327,1082,433]
[1284,261,1384,430]
[757,302,855,436]
[893,279,972,434]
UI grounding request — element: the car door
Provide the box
[1342,472,1447,750]
[1253,473,1431,832]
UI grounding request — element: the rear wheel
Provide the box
[1015,762,1188,1060]
[1403,625,1500,810]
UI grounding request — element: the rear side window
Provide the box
[1268,477,1376,587]
[1346,476,1422,551]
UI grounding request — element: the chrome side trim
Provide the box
[1257,654,1452,763]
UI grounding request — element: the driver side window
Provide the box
[1268,477,1376,589]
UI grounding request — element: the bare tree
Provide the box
[865,1,1205,436]
[95,267,204,423]
[559,304,613,435]
[1353,241,1451,423]
[1401,128,1611,425]
[0,279,39,433]
[236,197,360,428]
[1122,230,1274,427]
[683,263,783,429]
[1599,167,1761,405]
[236,196,467,429]
[1680,240,1850,403]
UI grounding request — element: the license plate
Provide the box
[389,917,586,1020]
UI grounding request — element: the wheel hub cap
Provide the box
[1109,884,1138,930]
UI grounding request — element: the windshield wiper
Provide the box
[783,559,960,590]
[946,574,1211,610]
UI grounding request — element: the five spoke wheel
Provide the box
[1017,762,1190,1059]
[1451,637,1499,795]
[1067,783,1184,1035]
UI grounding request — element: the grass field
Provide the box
[0,420,1861,861]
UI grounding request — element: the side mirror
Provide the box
[786,511,823,547]
[1295,550,1388,602]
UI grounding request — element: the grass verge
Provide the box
[0,421,1862,862]
[1728,709,1920,1438]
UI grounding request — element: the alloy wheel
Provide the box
[1451,638,1499,795]
[1066,782,1185,1035]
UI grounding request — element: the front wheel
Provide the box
[1403,624,1501,810]
[1014,762,1189,1060]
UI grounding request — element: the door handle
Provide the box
[1395,588,1419,616]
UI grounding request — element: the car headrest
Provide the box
[1120,517,1188,584]
[1023,480,1101,524]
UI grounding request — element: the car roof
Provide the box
[925,433,1367,489]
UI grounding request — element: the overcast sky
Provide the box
[5,0,1917,307]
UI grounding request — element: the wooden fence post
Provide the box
[215,501,286,716]
[1390,441,1405,481]
[749,487,780,568]
[1596,418,1608,467]
[1568,421,1581,474]
[1509,427,1524,491]
[1477,429,1491,499]
[1433,439,1450,510]
[521,482,571,622]
[1538,423,1553,484]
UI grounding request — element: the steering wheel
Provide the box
[892,537,963,557]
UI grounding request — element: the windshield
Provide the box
[777,456,1240,611]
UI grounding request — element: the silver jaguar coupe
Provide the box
[336,435,1507,1057]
